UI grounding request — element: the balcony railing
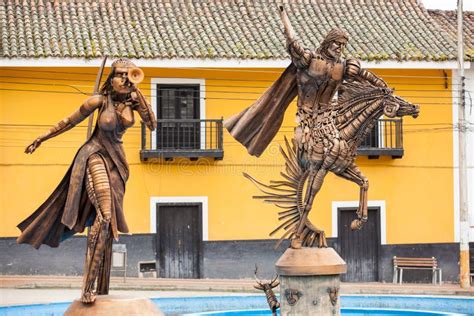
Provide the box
[140,119,224,161]
[357,118,404,158]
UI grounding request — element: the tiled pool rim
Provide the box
[0,294,472,315]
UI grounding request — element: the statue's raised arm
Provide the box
[279,6,312,68]
[279,6,296,43]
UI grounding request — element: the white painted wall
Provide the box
[453,66,474,242]
[421,0,474,11]
[465,67,474,242]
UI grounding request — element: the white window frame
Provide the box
[331,200,387,245]
[150,78,206,150]
[377,118,385,148]
[150,196,209,241]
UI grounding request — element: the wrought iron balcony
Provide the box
[357,118,404,159]
[140,119,224,161]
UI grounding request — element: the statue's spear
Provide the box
[86,55,108,139]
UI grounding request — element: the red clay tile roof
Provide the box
[428,9,474,61]
[0,0,471,61]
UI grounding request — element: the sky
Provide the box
[422,0,474,11]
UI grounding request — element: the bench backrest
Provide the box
[393,256,438,268]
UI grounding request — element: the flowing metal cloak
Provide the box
[224,63,298,157]
[17,97,129,249]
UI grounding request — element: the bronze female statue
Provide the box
[17,58,157,303]
[225,7,419,249]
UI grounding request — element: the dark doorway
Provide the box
[156,203,202,278]
[337,207,380,282]
[156,84,201,150]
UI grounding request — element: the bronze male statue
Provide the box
[17,58,156,303]
[226,7,419,249]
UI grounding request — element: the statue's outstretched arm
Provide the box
[346,58,387,88]
[25,95,103,154]
[131,88,157,131]
[358,69,387,87]
[279,6,312,67]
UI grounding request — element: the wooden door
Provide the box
[338,207,380,282]
[156,203,202,278]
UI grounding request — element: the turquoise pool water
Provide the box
[0,295,472,316]
[185,308,466,316]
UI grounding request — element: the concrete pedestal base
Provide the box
[64,295,163,316]
[275,247,346,316]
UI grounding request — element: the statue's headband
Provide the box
[111,58,136,69]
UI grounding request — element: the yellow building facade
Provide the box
[1,66,455,246]
[2,0,472,284]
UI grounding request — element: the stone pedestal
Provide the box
[64,295,163,316]
[275,247,346,316]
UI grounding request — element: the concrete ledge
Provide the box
[1,276,473,296]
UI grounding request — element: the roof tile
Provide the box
[428,9,474,61]
[1,0,472,61]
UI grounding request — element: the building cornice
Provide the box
[0,58,471,69]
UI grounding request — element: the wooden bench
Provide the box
[393,256,442,285]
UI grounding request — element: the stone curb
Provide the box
[1,276,473,296]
